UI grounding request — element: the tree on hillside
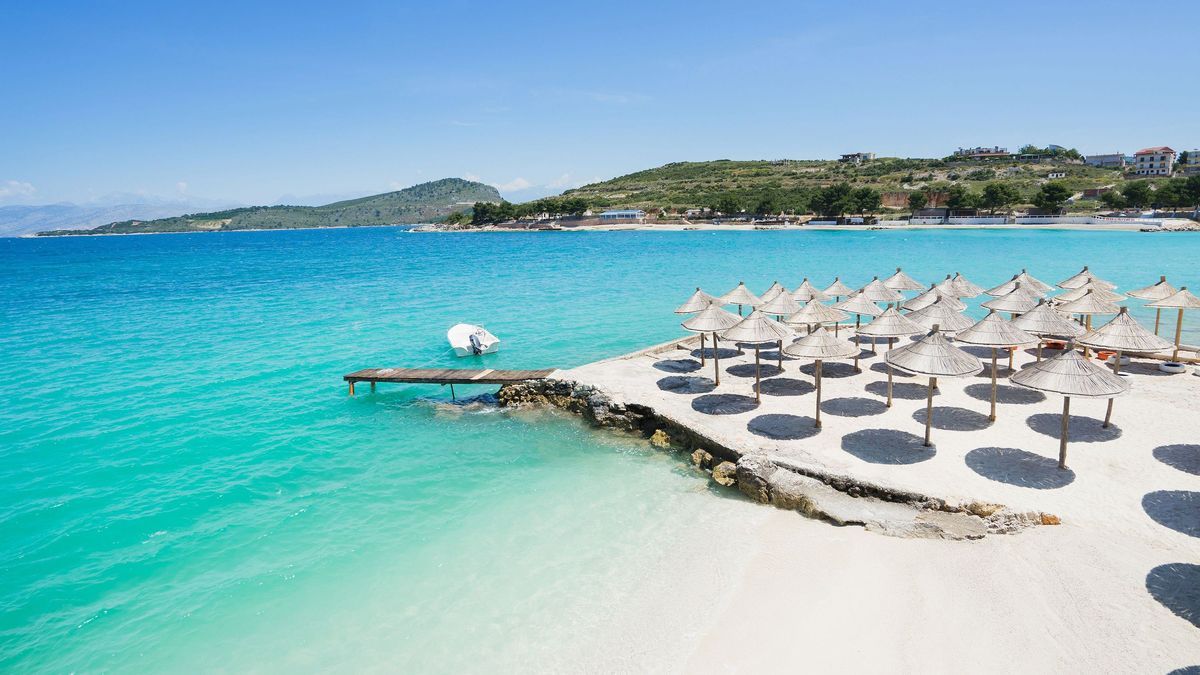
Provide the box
[1186,175,1200,210]
[980,182,1022,213]
[1121,181,1153,209]
[1099,190,1126,210]
[851,187,881,215]
[945,184,981,210]
[754,192,780,216]
[810,182,854,217]
[714,194,743,216]
[908,191,928,212]
[1032,182,1072,212]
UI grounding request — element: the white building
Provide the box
[1085,153,1125,168]
[598,209,647,222]
[839,152,875,164]
[1132,146,1176,176]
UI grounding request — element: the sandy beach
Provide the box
[551,335,1200,671]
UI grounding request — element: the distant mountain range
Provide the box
[35,178,500,236]
[0,201,244,238]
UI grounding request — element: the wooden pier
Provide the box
[343,367,556,397]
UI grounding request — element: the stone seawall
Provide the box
[498,379,1056,539]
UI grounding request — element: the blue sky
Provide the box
[2,0,1197,206]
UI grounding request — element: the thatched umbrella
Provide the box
[783,327,858,428]
[1057,290,1122,358]
[1127,276,1179,336]
[903,283,967,312]
[1014,268,1053,294]
[1057,265,1117,290]
[1056,282,1125,304]
[676,288,721,363]
[905,296,974,333]
[1011,345,1129,469]
[1011,299,1086,361]
[682,303,742,386]
[950,272,986,297]
[822,277,855,302]
[982,282,1040,315]
[858,306,925,407]
[883,267,925,293]
[759,281,787,304]
[861,276,904,304]
[719,281,762,316]
[756,292,801,368]
[832,292,882,370]
[721,311,793,403]
[1077,307,1171,427]
[786,299,848,336]
[792,278,831,303]
[955,310,1037,421]
[885,325,984,446]
[1148,286,1200,362]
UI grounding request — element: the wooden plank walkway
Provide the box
[343,367,556,396]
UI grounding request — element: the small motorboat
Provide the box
[448,323,500,357]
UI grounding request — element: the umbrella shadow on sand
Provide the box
[913,406,993,431]
[691,394,759,415]
[797,361,858,379]
[652,358,702,373]
[1146,563,1200,629]
[689,347,741,360]
[1142,490,1200,538]
[964,447,1075,489]
[1153,444,1200,476]
[756,378,814,397]
[656,376,716,395]
[964,383,1046,405]
[864,380,933,400]
[869,362,914,376]
[747,414,821,441]
[726,363,784,378]
[1026,413,1121,441]
[821,397,888,417]
[841,428,936,465]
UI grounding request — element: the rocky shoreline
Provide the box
[497,379,1059,539]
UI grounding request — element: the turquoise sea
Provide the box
[2,227,1198,671]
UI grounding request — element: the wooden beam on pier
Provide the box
[343,367,556,395]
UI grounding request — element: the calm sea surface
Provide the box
[1,228,1197,671]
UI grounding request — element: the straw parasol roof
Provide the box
[981,283,1041,313]
[985,274,1023,297]
[719,281,762,308]
[1010,347,1130,399]
[757,291,802,317]
[1010,299,1086,337]
[786,299,848,326]
[792,278,831,302]
[1055,282,1125,304]
[904,297,974,332]
[903,284,967,312]
[783,326,859,360]
[1057,266,1116,290]
[885,327,983,377]
[1127,276,1178,301]
[1015,268,1053,294]
[861,276,904,302]
[1057,289,1121,316]
[1147,286,1200,310]
[1076,307,1172,353]
[955,310,1037,347]
[832,292,883,317]
[883,267,924,292]
[822,277,855,297]
[675,288,719,314]
[857,306,925,338]
[681,303,742,333]
[759,281,787,303]
[950,272,986,297]
[720,310,792,344]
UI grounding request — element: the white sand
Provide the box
[563,336,1200,671]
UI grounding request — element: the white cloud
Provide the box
[546,173,574,188]
[176,181,189,194]
[497,177,533,192]
[0,180,36,202]
[463,173,482,183]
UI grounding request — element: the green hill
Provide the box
[39,178,501,236]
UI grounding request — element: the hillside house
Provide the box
[1133,146,1176,176]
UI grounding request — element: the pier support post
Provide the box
[349,381,356,396]
[370,381,376,393]
[1059,397,1071,470]
[450,383,456,401]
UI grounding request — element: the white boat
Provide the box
[447,323,500,357]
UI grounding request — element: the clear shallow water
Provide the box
[1,228,1198,671]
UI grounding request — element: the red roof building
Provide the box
[1132,146,1176,176]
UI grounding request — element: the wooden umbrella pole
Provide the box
[713,332,721,386]
[1173,308,1184,361]
[1007,346,1014,370]
[1103,350,1121,428]
[989,348,998,421]
[1036,340,1043,362]
[1154,307,1161,336]
[1083,315,1093,358]
[814,360,823,428]
[754,346,762,403]
[1059,396,1071,470]
[871,335,877,354]
[889,337,894,351]
[700,333,706,365]
[886,365,893,407]
[777,339,783,370]
[924,377,935,446]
